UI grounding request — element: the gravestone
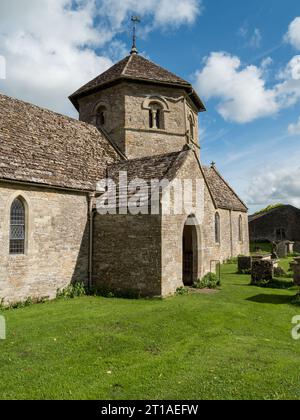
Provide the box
[277,241,288,258]
[238,256,252,274]
[251,260,274,285]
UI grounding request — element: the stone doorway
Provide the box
[182,219,198,286]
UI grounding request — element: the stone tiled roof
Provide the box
[203,166,248,212]
[107,150,247,212]
[106,149,190,206]
[108,149,189,184]
[0,94,121,191]
[69,54,205,112]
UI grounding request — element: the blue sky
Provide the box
[0,0,299,213]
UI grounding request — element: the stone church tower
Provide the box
[67,50,249,297]
[69,52,205,159]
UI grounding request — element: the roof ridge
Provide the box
[122,54,133,76]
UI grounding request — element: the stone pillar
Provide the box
[287,242,295,254]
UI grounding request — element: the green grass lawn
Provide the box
[1,263,300,400]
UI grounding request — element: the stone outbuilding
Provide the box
[0,49,249,302]
[249,205,300,243]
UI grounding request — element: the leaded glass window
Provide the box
[10,198,25,255]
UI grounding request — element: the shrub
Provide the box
[194,273,221,290]
[57,282,87,299]
[176,287,190,296]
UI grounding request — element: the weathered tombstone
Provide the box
[251,260,274,285]
[293,257,300,286]
[238,256,252,274]
[277,241,288,258]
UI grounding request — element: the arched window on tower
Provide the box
[149,102,164,130]
[96,106,107,129]
[10,198,26,255]
[239,215,243,243]
[215,212,220,244]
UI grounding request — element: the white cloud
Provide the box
[195,51,300,124]
[285,17,300,50]
[0,0,113,116]
[288,116,300,135]
[248,166,300,208]
[99,0,201,30]
[194,52,278,123]
[0,0,202,116]
[275,55,300,109]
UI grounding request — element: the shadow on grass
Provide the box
[247,294,292,305]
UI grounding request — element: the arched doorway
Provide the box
[182,217,199,286]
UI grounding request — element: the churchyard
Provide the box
[0,256,300,400]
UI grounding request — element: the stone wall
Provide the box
[0,182,89,303]
[92,213,162,297]
[124,83,199,159]
[77,81,200,160]
[161,151,249,296]
[78,83,127,155]
[249,205,300,242]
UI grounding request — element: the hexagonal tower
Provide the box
[69,52,205,160]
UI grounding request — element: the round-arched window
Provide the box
[96,106,107,128]
[149,102,164,130]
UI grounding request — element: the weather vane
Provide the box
[131,16,141,55]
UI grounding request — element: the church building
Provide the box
[0,46,249,302]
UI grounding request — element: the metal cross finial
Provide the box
[211,161,216,168]
[131,16,141,55]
